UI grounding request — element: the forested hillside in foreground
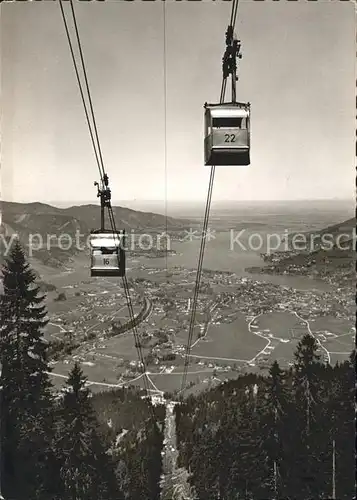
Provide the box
[0,240,164,499]
[1,239,355,499]
[175,339,355,500]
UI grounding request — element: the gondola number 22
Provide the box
[224,133,236,143]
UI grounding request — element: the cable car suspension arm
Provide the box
[222,0,242,103]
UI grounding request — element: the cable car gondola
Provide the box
[89,229,125,277]
[204,101,250,166]
[89,176,126,278]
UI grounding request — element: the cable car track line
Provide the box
[62,0,106,181]
[58,0,103,179]
[163,0,169,282]
[180,0,241,394]
[59,1,159,423]
[106,207,150,386]
[180,166,215,392]
[122,276,157,422]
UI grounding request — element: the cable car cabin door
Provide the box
[205,127,250,166]
[91,248,125,277]
[90,232,125,277]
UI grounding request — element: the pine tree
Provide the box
[293,334,322,434]
[261,361,290,499]
[55,362,123,500]
[0,239,56,499]
[175,351,355,500]
[232,389,263,499]
[290,334,323,499]
[333,352,355,499]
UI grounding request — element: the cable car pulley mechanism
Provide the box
[204,17,251,167]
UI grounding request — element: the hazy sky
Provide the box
[1,0,355,204]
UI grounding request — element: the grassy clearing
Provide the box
[254,311,308,340]
[266,341,300,367]
[191,314,266,361]
[94,333,149,361]
[324,335,355,352]
[149,370,212,394]
[309,316,353,336]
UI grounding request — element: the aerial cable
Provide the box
[58,0,103,180]
[107,205,153,400]
[107,206,156,421]
[66,0,106,181]
[180,0,240,393]
[59,1,156,418]
[180,167,215,392]
[122,279,158,424]
[230,0,239,29]
[163,0,169,282]
[122,278,153,402]
[219,78,227,107]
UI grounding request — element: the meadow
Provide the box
[190,313,266,362]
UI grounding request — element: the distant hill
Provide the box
[0,201,190,269]
[286,217,355,251]
[248,217,355,288]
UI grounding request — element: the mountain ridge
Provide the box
[0,200,191,268]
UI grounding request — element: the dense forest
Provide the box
[175,339,355,499]
[0,240,355,499]
[0,240,164,499]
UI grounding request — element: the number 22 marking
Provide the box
[224,134,236,143]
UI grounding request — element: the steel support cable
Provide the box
[107,206,156,421]
[180,79,228,393]
[107,207,147,375]
[220,78,227,106]
[231,0,239,29]
[108,195,154,412]
[123,280,158,424]
[180,0,240,393]
[229,0,234,26]
[67,0,106,181]
[58,0,103,180]
[122,278,157,424]
[180,165,216,392]
[103,153,152,403]
[179,161,217,393]
[59,0,155,420]
[122,277,150,389]
[163,0,169,282]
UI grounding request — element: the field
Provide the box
[46,301,354,395]
[253,311,308,340]
[190,314,266,363]
[35,252,354,397]
[309,316,354,360]
[265,341,300,367]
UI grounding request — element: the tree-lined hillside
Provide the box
[0,240,165,499]
[175,339,355,499]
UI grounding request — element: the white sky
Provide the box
[1,0,355,203]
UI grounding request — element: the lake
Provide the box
[130,230,332,293]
